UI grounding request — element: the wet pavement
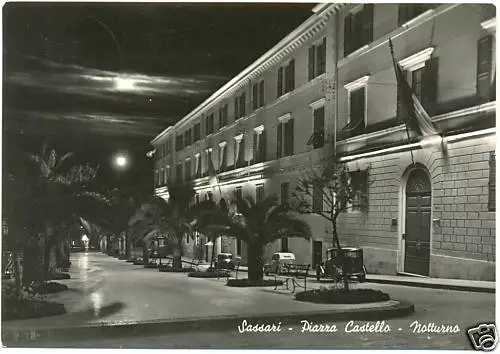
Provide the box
[3,252,495,349]
[3,252,400,329]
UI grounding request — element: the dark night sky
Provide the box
[3,2,313,191]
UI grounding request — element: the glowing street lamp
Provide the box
[116,156,127,167]
[113,154,129,170]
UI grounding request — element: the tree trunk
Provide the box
[247,242,264,282]
[210,236,216,269]
[172,237,183,269]
[125,230,131,259]
[13,250,22,298]
[332,218,349,291]
[143,243,150,264]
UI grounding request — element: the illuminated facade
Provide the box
[335,4,496,280]
[151,3,496,280]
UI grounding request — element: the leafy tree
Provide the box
[192,195,311,282]
[292,161,357,290]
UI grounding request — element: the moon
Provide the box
[114,77,136,91]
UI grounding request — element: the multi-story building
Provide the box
[335,3,496,281]
[151,3,496,281]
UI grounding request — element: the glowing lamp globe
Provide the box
[116,156,127,167]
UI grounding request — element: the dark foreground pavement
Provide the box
[2,252,495,349]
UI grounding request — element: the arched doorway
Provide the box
[404,168,431,276]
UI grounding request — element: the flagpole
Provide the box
[389,38,415,166]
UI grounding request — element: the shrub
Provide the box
[295,288,390,304]
[227,279,283,287]
[188,270,230,278]
[159,266,194,273]
[32,282,69,294]
[2,283,66,320]
[48,272,71,280]
[144,263,158,269]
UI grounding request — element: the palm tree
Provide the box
[129,184,195,269]
[25,142,106,283]
[192,195,312,282]
[189,198,230,269]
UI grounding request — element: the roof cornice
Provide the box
[151,3,343,144]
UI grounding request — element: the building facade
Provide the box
[151,3,496,281]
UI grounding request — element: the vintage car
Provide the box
[264,252,296,275]
[214,253,237,270]
[316,247,366,282]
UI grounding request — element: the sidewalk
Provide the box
[366,274,495,293]
[232,265,495,293]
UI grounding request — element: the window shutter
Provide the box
[285,119,294,156]
[477,35,493,103]
[259,80,265,107]
[253,132,258,163]
[308,45,316,80]
[489,152,496,211]
[277,123,283,158]
[277,67,283,97]
[318,38,326,75]
[260,130,267,162]
[239,138,245,166]
[422,57,439,115]
[362,4,374,46]
[360,169,369,212]
[288,59,295,92]
[398,4,408,25]
[240,92,246,117]
[252,84,258,110]
[344,14,352,56]
[314,107,325,148]
[313,185,323,213]
[234,97,239,120]
[219,107,223,129]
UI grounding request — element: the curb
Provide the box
[2,300,414,345]
[366,278,495,294]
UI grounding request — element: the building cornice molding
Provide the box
[481,17,496,33]
[253,124,265,133]
[277,113,292,123]
[309,97,326,109]
[344,75,370,91]
[398,47,435,71]
[234,134,244,142]
[152,4,343,139]
[337,101,496,146]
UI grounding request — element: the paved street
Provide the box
[7,252,495,349]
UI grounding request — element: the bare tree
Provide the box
[292,160,357,290]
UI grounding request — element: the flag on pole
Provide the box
[206,149,222,196]
[389,38,440,138]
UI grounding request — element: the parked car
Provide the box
[214,253,236,270]
[264,252,296,275]
[316,247,366,282]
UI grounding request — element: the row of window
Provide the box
[344,4,433,57]
[157,38,327,158]
[342,31,494,139]
[154,105,326,186]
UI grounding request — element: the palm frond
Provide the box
[54,152,75,172]
[48,149,57,169]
